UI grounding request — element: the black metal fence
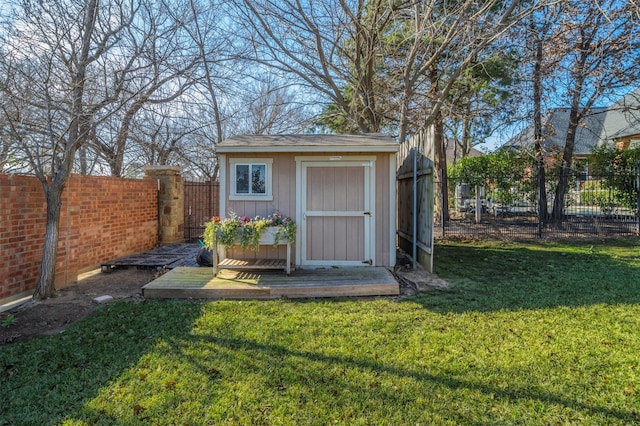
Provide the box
[184,180,219,242]
[436,167,640,239]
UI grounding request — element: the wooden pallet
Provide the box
[101,244,201,272]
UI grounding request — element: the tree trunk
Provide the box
[430,66,449,221]
[79,147,88,175]
[33,182,65,300]
[551,107,580,220]
[551,68,587,220]
[531,17,548,224]
[433,111,449,222]
[462,113,472,159]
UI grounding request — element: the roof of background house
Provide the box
[607,89,640,139]
[445,138,483,164]
[502,88,640,155]
[610,120,640,139]
[216,134,399,153]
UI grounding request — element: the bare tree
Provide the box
[85,0,201,177]
[0,0,138,298]
[168,0,253,180]
[0,89,20,172]
[373,1,532,219]
[549,0,640,220]
[233,0,396,133]
[233,77,315,135]
[125,105,199,171]
[186,0,239,147]
[526,4,564,223]
[0,0,206,299]
[234,0,533,221]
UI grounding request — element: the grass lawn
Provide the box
[1,238,640,425]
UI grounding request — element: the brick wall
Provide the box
[0,174,158,301]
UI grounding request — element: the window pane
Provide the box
[251,164,266,194]
[236,165,249,193]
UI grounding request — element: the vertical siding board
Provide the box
[344,217,363,261]
[322,169,332,211]
[335,168,348,211]
[275,153,292,215]
[307,217,320,260]
[307,167,316,210]
[375,153,391,266]
[334,217,347,260]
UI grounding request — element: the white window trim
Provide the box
[229,158,273,201]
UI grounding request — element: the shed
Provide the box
[216,134,399,269]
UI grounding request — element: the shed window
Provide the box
[229,158,273,201]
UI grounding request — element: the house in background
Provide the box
[215,134,399,270]
[502,88,640,167]
[445,137,483,165]
[607,89,640,150]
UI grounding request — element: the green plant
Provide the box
[589,145,640,210]
[203,213,241,249]
[1,314,17,328]
[239,218,269,250]
[449,148,537,206]
[579,180,626,214]
[203,211,296,251]
[275,220,297,245]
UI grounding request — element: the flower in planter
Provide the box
[203,211,296,251]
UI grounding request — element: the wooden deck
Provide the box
[142,267,399,299]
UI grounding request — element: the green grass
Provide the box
[1,238,640,425]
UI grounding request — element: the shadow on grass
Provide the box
[170,333,639,424]
[0,300,203,425]
[411,240,640,313]
[2,291,639,423]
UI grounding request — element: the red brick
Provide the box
[1,174,158,297]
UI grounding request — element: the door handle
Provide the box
[363,211,371,216]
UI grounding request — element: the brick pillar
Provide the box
[144,166,184,245]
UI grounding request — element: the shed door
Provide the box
[300,161,374,266]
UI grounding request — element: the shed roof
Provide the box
[216,134,399,153]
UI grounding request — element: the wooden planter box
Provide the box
[214,227,291,276]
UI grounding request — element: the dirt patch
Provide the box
[396,267,450,291]
[394,265,451,298]
[392,249,450,297]
[1,258,445,345]
[0,268,158,345]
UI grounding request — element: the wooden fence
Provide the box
[183,180,219,242]
[397,130,435,272]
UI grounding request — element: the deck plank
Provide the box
[142,267,399,299]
